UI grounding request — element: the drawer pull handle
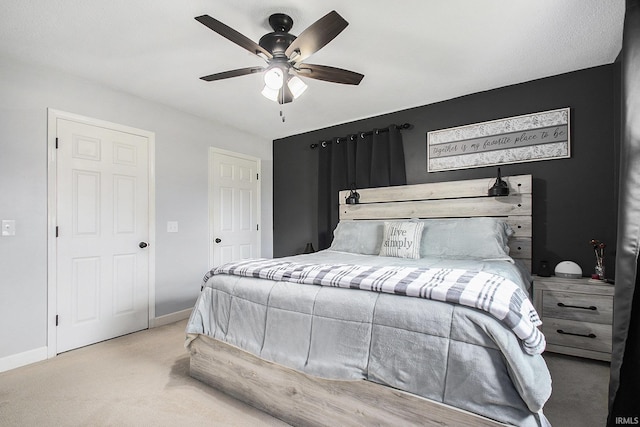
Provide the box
[557,329,597,339]
[557,302,597,311]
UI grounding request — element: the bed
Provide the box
[185,174,552,427]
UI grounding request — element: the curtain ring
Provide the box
[360,132,366,139]
[350,135,356,141]
[374,129,379,135]
[321,141,328,148]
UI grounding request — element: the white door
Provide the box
[209,149,260,267]
[56,118,150,353]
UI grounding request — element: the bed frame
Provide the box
[189,174,532,427]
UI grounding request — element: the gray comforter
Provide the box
[186,250,552,426]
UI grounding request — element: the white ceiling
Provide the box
[0,1,625,141]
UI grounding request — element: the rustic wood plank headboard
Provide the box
[338,174,533,270]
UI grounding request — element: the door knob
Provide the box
[139,242,149,248]
[215,238,221,243]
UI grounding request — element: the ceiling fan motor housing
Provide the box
[259,14,296,56]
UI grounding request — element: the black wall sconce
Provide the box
[346,185,360,204]
[488,168,510,197]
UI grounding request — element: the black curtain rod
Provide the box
[310,123,411,149]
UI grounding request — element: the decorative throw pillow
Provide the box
[378,221,424,259]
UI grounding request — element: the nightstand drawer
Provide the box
[542,291,612,324]
[542,318,612,354]
[534,275,614,360]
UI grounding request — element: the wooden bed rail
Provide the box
[189,335,509,427]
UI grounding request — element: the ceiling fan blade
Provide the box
[295,64,364,85]
[200,66,265,82]
[284,11,348,63]
[195,15,273,59]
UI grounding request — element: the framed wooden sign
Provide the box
[427,107,570,172]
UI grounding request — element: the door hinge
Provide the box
[55,315,59,326]
[256,173,259,180]
[256,224,259,231]
[56,226,59,237]
[55,137,59,149]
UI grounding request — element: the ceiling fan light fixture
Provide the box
[264,67,284,90]
[261,85,280,101]
[196,11,363,106]
[287,76,308,99]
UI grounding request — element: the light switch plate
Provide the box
[167,221,178,233]
[2,220,16,236]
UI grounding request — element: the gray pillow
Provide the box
[329,220,386,254]
[420,217,514,261]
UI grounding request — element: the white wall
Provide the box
[0,56,273,363]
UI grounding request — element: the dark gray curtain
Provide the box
[317,125,406,249]
[608,0,640,424]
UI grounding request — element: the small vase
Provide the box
[595,264,605,280]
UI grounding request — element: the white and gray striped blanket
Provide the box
[204,259,546,355]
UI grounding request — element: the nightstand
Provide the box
[533,275,614,362]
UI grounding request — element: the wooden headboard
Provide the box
[338,174,532,270]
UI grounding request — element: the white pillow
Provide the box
[378,221,424,259]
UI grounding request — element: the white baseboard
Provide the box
[1,310,192,372]
[0,346,48,373]
[151,308,192,328]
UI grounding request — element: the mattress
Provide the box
[186,250,552,427]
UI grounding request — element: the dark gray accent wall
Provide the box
[274,64,619,277]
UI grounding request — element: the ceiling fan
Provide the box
[195,10,364,104]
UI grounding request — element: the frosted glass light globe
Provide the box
[264,68,284,90]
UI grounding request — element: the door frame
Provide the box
[46,108,156,358]
[208,147,261,268]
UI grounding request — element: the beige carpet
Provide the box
[0,320,609,426]
[0,321,286,427]
[543,352,610,427]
